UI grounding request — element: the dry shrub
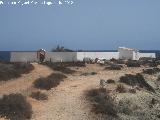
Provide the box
[156,60,160,65]
[105,64,123,70]
[34,73,67,90]
[116,60,126,64]
[106,79,115,84]
[110,59,126,64]
[30,91,48,100]
[0,63,20,80]
[0,62,34,81]
[157,74,160,81]
[126,60,140,67]
[116,84,127,93]
[110,58,117,62]
[128,88,136,94]
[119,73,155,92]
[118,99,132,115]
[13,62,34,74]
[143,68,160,75]
[143,68,155,75]
[85,88,118,117]
[139,57,153,61]
[148,62,158,67]
[42,62,81,74]
[118,99,140,115]
[139,57,153,64]
[0,93,32,120]
[81,72,97,76]
[139,57,158,67]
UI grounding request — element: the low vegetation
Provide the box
[110,58,126,64]
[105,64,123,70]
[143,67,160,75]
[139,57,158,67]
[116,84,127,93]
[0,93,32,120]
[86,87,160,119]
[119,73,155,92]
[157,74,160,81]
[128,88,136,93]
[118,98,140,115]
[0,62,34,81]
[81,72,97,76]
[43,62,86,74]
[30,91,48,100]
[147,62,158,67]
[85,88,118,117]
[126,60,141,67]
[34,73,67,90]
[106,79,115,84]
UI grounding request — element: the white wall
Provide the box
[10,51,156,62]
[77,52,119,61]
[138,53,156,59]
[10,52,38,62]
[45,52,77,62]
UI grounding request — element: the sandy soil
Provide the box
[0,63,157,120]
[0,63,53,97]
[30,64,143,120]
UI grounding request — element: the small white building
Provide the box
[118,47,139,60]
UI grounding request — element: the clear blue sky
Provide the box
[0,0,160,51]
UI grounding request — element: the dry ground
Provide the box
[0,63,159,120]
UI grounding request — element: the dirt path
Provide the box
[0,63,53,97]
[32,66,103,120]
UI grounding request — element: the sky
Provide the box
[0,0,160,51]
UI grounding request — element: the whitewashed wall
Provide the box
[138,53,156,59]
[10,52,156,62]
[45,52,77,62]
[10,52,38,62]
[77,52,119,61]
